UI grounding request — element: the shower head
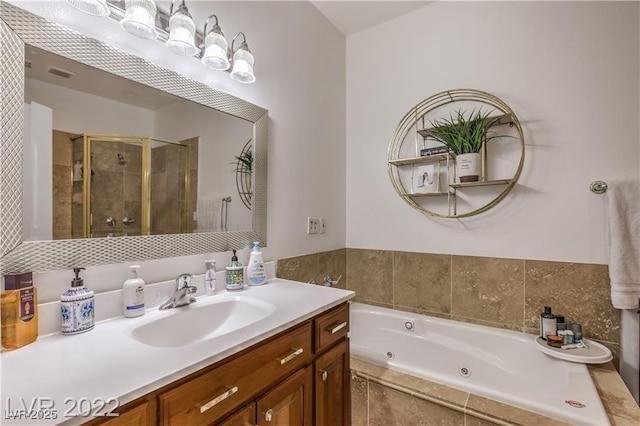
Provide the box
[117,153,126,165]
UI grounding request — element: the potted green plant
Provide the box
[428,109,499,182]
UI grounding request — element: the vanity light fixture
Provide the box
[120,0,158,40]
[201,14,230,71]
[66,0,110,16]
[229,32,256,84]
[166,0,199,57]
[201,17,256,83]
[64,0,256,83]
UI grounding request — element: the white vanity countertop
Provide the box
[0,279,354,425]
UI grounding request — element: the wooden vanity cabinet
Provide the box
[93,401,151,426]
[312,303,351,426]
[314,339,350,426]
[217,403,256,426]
[86,301,350,426]
[256,367,313,426]
[159,322,313,425]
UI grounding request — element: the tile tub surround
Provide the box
[276,248,347,288]
[277,249,621,366]
[351,357,640,426]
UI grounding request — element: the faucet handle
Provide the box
[176,273,194,289]
[323,275,342,287]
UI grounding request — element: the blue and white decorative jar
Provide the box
[60,268,95,334]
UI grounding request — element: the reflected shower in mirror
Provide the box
[24,46,253,240]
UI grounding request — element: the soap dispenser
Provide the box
[60,268,95,334]
[247,241,266,286]
[123,265,145,318]
[225,250,244,291]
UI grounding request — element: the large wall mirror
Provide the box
[0,2,268,273]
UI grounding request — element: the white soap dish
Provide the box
[535,337,612,364]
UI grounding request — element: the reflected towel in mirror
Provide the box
[196,198,219,232]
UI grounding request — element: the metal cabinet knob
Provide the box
[106,217,116,227]
[321,370,328,381]
[264,408,273,422]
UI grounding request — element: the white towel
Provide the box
[196,198,219,232]
[607,180,640,309]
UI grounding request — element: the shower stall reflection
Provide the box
[52,132,197,238]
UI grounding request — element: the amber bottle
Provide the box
[1,272,38,351]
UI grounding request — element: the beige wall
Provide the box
[277,248,620,365]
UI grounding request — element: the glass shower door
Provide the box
[83,135,146,238]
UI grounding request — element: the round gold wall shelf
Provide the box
[388,89,525,218]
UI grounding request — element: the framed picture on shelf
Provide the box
[412,163,440,194]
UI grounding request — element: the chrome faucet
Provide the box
[159,273,197,310]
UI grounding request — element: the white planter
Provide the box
[456,153,481,182]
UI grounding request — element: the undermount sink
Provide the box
[130,295,276,348]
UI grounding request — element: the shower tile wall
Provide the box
[150,138,197,235]
[51,130,74,239]
[186,137,198,233]
[90,141,142,237]
[71,136,83,238]
[277,248,621,367]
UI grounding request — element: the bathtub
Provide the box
[349,302,610,426]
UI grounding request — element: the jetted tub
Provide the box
[349,302,610,425]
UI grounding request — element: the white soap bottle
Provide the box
[247,241,266,286]
[205,260,216,296]
[123,265,145,318]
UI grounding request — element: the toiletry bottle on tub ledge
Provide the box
[539,306,556,340]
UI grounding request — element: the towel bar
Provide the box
[590,181,608,194]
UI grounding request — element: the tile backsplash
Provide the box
[277,248,620,366]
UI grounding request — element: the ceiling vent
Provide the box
[46,66,76,79]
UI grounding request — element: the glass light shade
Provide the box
[120,0,158,40]
[230,48,255,84]
[166,12,198,57]
[66,0,110,16]
[202,32,230,71]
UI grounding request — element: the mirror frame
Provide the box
[0,2,268,274]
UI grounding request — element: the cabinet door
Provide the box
[217,403,256,426]
[98,401,149,426]
[256,367,312,426]
[314,339,350,426]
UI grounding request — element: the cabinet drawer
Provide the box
[159,322,312,425]
[314,303,349,353]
